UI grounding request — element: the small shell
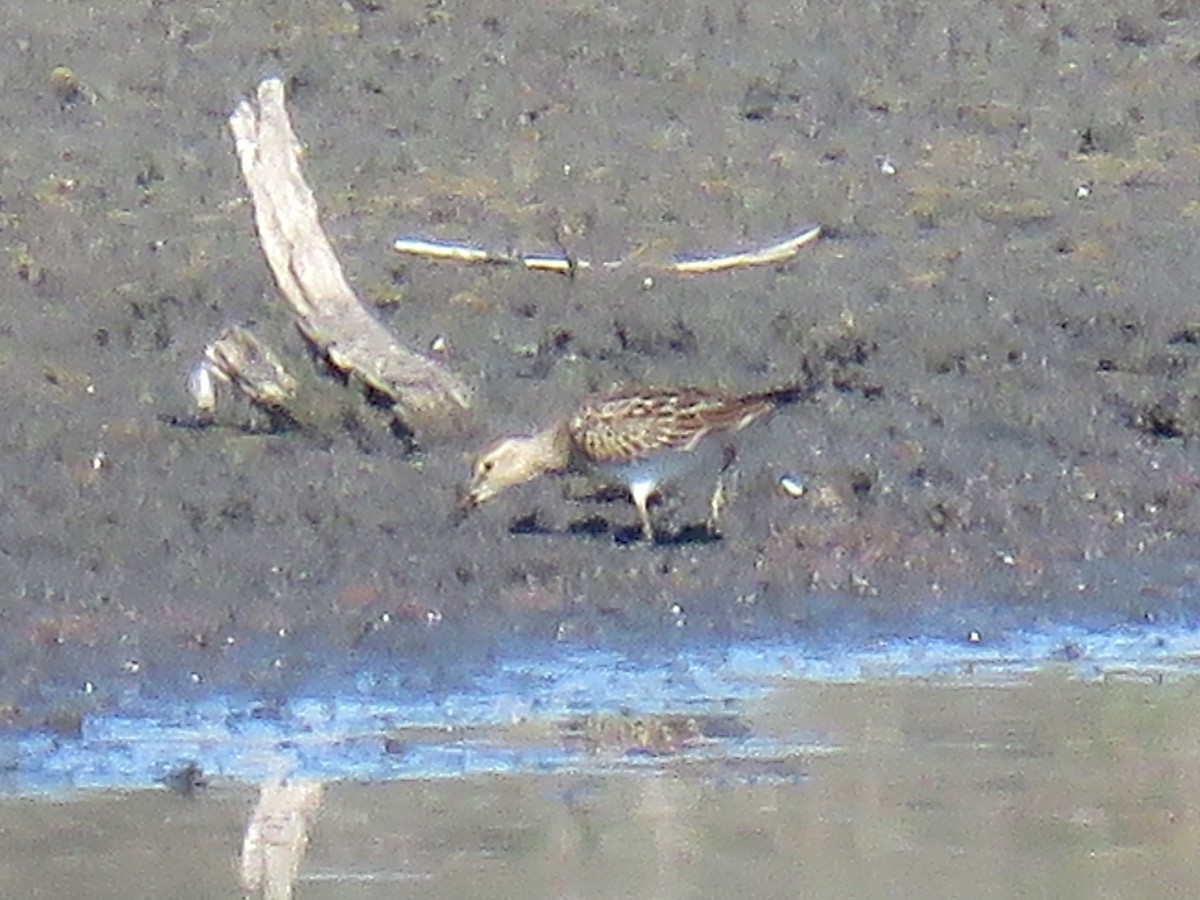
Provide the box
[778,473,807,498]
[187,362,217,412]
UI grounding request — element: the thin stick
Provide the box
[393,224,821,276]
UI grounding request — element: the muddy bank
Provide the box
[3,1,1200,727]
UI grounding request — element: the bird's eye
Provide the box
[480,460,494,474]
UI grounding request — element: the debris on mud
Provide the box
[227,78,475,439]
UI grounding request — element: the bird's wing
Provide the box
[569,388,771,463]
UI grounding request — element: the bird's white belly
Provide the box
[594,440,726,496]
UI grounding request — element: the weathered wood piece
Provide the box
[188,324,298,415]
[227,78,473,437]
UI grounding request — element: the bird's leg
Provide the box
[630,481,657,543]
[706,475,727,537]
[706,444,737,537]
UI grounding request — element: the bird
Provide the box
[459,383,812,542]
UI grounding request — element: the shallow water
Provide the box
[6,622,1199,794]
[4,626,1200,898]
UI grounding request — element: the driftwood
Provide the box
[188,324,298,416]
[211,78,820,434]
[393,224,822,275]
[227,78,473,437]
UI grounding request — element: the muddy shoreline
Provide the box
[3,1,1200,732]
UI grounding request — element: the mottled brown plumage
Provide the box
[461,384,808,541]
[567,388,785,464]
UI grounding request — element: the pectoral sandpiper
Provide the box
[459,384,811,542]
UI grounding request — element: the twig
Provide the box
[393,224,821,276]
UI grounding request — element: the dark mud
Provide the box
[3,1,1200,729]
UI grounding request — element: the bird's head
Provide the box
[458,431,565,511]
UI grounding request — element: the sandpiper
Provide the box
[459,384,811,542]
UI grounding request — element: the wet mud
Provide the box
[3,0,1200,728]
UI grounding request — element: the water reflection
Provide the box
[2,668,1199,898]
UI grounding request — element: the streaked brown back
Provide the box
[568,388,778,464]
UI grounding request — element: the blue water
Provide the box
[5,622,1200,796]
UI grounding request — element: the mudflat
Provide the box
[2,1,1198,723]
